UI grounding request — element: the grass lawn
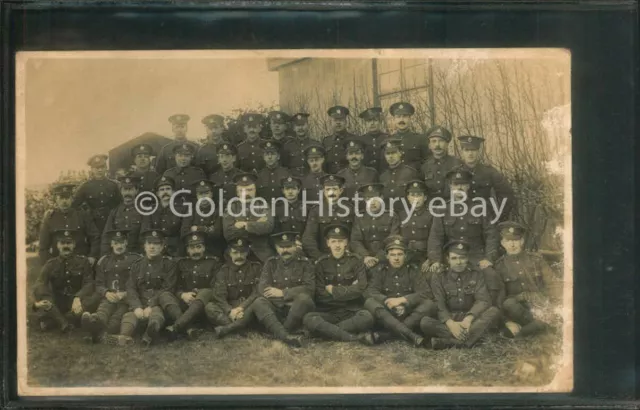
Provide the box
[24,255,564,388]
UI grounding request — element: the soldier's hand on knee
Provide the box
[134,308,144,319]
[143,307,152,318]
[230,307,244,321]
[181,292,195,304]
[446,320,465,341]
[105,292,119,303]
[116,291,127,301]
[71,297,83,314]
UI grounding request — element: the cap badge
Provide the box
[223,144,228,149]
[457,243,463,249]
[192,235,198,240]
[116,232,122,237]
[200,181,205,186]
[334,227,340,233]
[152,231,158,237]
[161,177,166,182]
[267,142,271,147]
[182,144,187,150]
[456,173,462,178]
[394,239,400,245]
[398,104,404,109]
[242,176,247,182]
[287,177,292,182]
[282,234,288,241]
[387,142,392,148]
[276,114,281,119]
[140,146,146,151]
[312,148,317,153]
[467,137,473,143]
[368,186,373,191]
[337,109,341,114]
[413,182,418,187]
[238,239,243,245]
[350,142,355,147]
[329,176,334,180]
[297,115,301,120]
[125,178,130,183]
[509,227,515,233]
[64,231,70,237]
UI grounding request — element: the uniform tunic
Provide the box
[71,178,122,232]
[350,213,400,260]
[301,171,326,204]
[236,138,265,173]
[358,131,389,172]
[95,252,141,296]
[209,167,242,204]
[323,131,357,174]
[392,130,430,170]
[301,204,353,260]
[222,201,275,262]
[430,267,491,322]
[174,256,221,296]
[398,206,434,262]
[379,164,418,201]
[282,137,313,176]
[162,166,207,194]
[459,163,515,220]
[495,252,560,303]
[141,206,184,257]
[274,199,307,236]
[33,254,95,306]
[154,140,200,175]
[336,166,378,200]
[130,169,160,193]
[126,256,177,309]
[315,252,368,311]
[212,260,262,313]
[38,208,100,263]
[180,213,225,258]
[420,155,462,199]
[365,262,432,307]
[256,165,290,202]
[257,255,315,307]
[101,203,144,255]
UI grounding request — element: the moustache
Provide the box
[281,251,292,256]
[398,122,406,126]
[192,253,203,258]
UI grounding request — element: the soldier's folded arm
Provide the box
[331,260,368,301]
[301,209,323,259]
[469,274,491,317]
[245,210,274,235]
[222,214,246,240]
[427,217,445,263]
[431,275,453,323]
[283,261,315,301]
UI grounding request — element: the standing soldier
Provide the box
[160,229,222,340]
[222,173,275,263]
[457,135,515,221]
[206,238,262,338]
[303,224,374,343]
[81,228,140,342]
[101,175,143,256]
[398,180,434,273]
[256,140,290,202]
[140,176,183,257]
[363,235,436,347]
[428,170,501,305]
[252,232,315,347]
[129,143,160,193]
[106,229,177,347]
[72,154,121,233]
[208,143,242,205]
[196,114,228,175]
[32,229,99,333]
[274,176,307,249]
[357,107,389,173]
[266,111,293,144]
[495,221,561,338]
[420,126,462,200]
[282,113,313,176]
[388,102,429,170]
[336,138,378,200]
[302,174,353,260]
[323,105,357,174]
[39,183,100,265]
[379,138,419,204]
[300,144,327,205]
[420,240,501,349]
[180,179,225,258]
[162,143,206,194]
[350,183,400,270]
[236,113,266,173]
[155,114,199,175]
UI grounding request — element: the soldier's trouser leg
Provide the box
[205,302,232,327]
[144,306,165,341]
[174,300,205,331]
[404,300,437,330]
[217,307,255,337]
[364,298,423,345]
[283,293,315,332]
[336,309,374,334]
[503,297,534,325]
[81,292,103,313]
[106,303,130,334]
[481,267,502,307]
[303,311,358,342]
[94,299,118,332]
[252,297,289,340]
[120,312,138,337]
[419,316,455,339]
[464,307,501,347]
[34,302,69,330]
[158,291,183,325]
[517,320,549,338]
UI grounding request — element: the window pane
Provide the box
[403,66,428,89]
[379,71,402,94]
[377,59,401,74]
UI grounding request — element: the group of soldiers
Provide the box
[32,102,560,350]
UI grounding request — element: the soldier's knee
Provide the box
[205,302,220,317]
[293,293,314,309]
[419,316,439,332]
[483,306,502,322]
[502,297,520,311]
[158,291,179,308]
[195,289,213,304]
[122,312,138,327]
[355,310,374,328]
[302,313,322,329]
[364,297,383,313]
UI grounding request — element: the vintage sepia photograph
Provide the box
[15,49,572,395]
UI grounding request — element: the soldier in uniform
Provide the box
[32,229,99,333]
[222,173,275,262]
[336,138,378,200]
[101,175,143,256]
[357,107,389,173]
[252,232,315,347]
[457,135,515,221]
[206,238,262,338]
[350,183,400,270]
[155,114,199,175]
[363,235,435,347]
[323,105,357,174]
[302,174,353,260]
[129,143,160,193]
[236,113,266,173]
[180,179,225,258]
[398,180,434,273]
[160,229,222,340]
[379,138,419,204]
[274,176,307,249]
[495,221,561,338]
[300,143,327,205]
[106,229,177,347]
[208,143,242,205]
[420,126,462,200]
[140,176,183,257]
[420,240,501,349]
[282,113,313,176]
[39,183,100,265]
[81,228,140,342]
[162,143,206,194]
[427,170,501,305]
[72,154,122,233]
[267,111,293,144]
[256,140,290,202]
[388,102,429,170]
[303,224,374,343]
[195,114,228,175]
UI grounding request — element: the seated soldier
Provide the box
[252,232,315,347]
[303,224,374,344]
[495,221,561,338]
[104,229,177,347]
[350,183,400,271]
[160,228,222,340]
[81,229,141,343]
[363,235,436,347]
[32,229,99,333]
[206,238,262,338]
[420,240,501,349]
